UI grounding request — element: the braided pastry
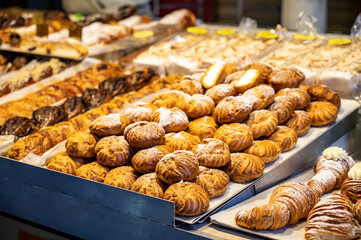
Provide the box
[95,136,133,167]
[171,79,204,95]
[268,67,305,91]
[131,145,171,174]
[76,161,109,183]
[267,126,298,152]
[89,114,130,137]
[285,110,311,136]
[268,95,296,124]
[184,94,214,119]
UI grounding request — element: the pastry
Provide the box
[205,84,236,104]
[124,121,165,150]
[155,150,199,184]
[355,200,361,223]
[32,106,67,129]
[103,166,137,190]
[164,131,200,151]
[242,84,275,110]
[214,123,253,152]
[307,85,341,109]
[224,153,265,183]
[46,152,78,175]
[285,110,311,136]
[89,114,130,137]
[95,136,133,167]
[267,126,298,152]
[200,61,226,89]
[184,94,214,119]
[61,96,86,119]
[81,88,112,109]
[213,96,254,124]
[341,163,361,203]
[171,79,204,95]
[268,67,305,91]
[1,116,37,138]
[163,181,210,216]
[65,131,98,158]
[187,116,218,140]
[124,103,158,123]
[150,90,190,109]
[244,140,281,164]
[306,101,338,126]
[274,88,311,110]
[131,145,171,173]
[76,161,109,183]
[151,107,189,133]
[245,110,278,138]
[194,138,231,168]
[244,63,273,83]
[230,69,261,93]
[194,166,230,198]
[268,95,296,124]
[131,172,167,198]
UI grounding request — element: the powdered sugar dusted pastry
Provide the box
[66,131,98,158]
[46,152,78,175]
[268,67,305,91]
[285,110,311,136]
[150,90,190,109]
[307,84,341,109]
[214,123,253,152]
[267,126,297,152]
[194,166,230,198]
[275,88,311,110]
[268,95,296,124]
[242,84,275,110]
[95,136,133,167]
[341,163,361,203]
[152,107,189,133]
[213,96,254,124]
[306,101,338,126]
[124,103,158,123]
[164,131,200,151]
[244,63,273,84]
[244,140,281,164]
[187,116,218,140]
[76,161,109,183]
[205,84,236,104]
[131,172,167,198]
[89,114,130,137]
[194,138,230,168]
[131,145,171,173]
[103,166,137,190]
[184,94,214,119]
[171,79,204,95]
[124,121,165,150]
[245,110,278,138]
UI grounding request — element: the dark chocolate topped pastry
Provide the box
[12,56,28,69]
[81,88,112,109]
[126,69,157,91]
[98,76,129,97]
[1,116,37,137]
[32,106,67,129]
[61,96,86,119]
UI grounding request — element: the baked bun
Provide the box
[155,150,199,184]
[187,116,218,140]
[285,110,311,136]
[184,94,214,119]
[46,152,78,175]
[66,131,98,158]
[245,110,278,138]
[242,84,275,110]
[307,85,341,109]
[306,101,338,126]
[268,95,296,124]
[214,123,253,152]
[341,179,361,203]
[163,181,210,216]
[131,145,171,173]
[131,172,167,198]
[355,200,361,223]
[268,67,305,90]
[95,136,133,167]
[244,140,281,164]
[268,126,298,152]
[76,161,109,183]
[205,84,236,104]
[213,96,254,124]
[89,114,130,137]
[103,166,137,190]
[164,131,200,151]
[244,63,273,83]
[194,138,231,168]
[194,166,230,198]
[124,121,165,150]
[224,153,265,183]
[124,103,158,123]
[275,88,311,110]
[151,90,190,109]
[171,79,204,95]
[151,107,189,133]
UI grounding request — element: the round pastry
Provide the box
[242,84,275,110]
[124,121,165,150]
[245,110,278,138]
[285,110,311,136]
[95,136,133,167]
[205,84,236,104]
[103,166,137,190]
[306,101,338,126]
[355,200,361,223]
[244,63,273,83]
[124,103,158,123]
[214,123,253,152]
[151,107,189,133]
[267,126,298,152]
[66,131,98,158]
[274,88,311,110]
[213,96,254,124]
[268,95,296,124]
[164,131,200,151]
[223,71,244,84]
[244,140,281,164]
[194,166,230,198]
[163,181,210,216]
[131,145,171,173]
[187,116,218,140]
[194,138,231,168]
[184,94,214,119]
[89,114,130,137]
[46,152,78,175]
[171,79,204,95]
[155,150,199,184]
[268,67,305,91]
[224,153,265,183]
[150,90,190,109]
[76,161,109,183]
[131,172,167,198]
[307,85,341,109]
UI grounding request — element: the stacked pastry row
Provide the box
[0,54,29,76]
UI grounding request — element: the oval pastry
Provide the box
[46,152,78,175]
[124,103,158,123]
[224,153,265,183]
[66,131,98,158]
[124,121,165,150]
[244,140,281,164]
[275,88,311,110]
[76,161,109,183]
[171,79,204,95]
[95,136,133,167]
[131,145,171,173]
[155,150,199,184]
[242,84,275,110]
[194,138,231,168]
[245,110,278,138]
[307,85,341,109]
[187,116,218,140]
[214,123,253,152]
[184,94,214,119]
[355,200,361,223]
[285,110,311,136]
[151,107,189,133]
[268,67,305,91]
[306,101,338,126]
[194,166,230,198]
[131,172,167,198]
[267,126,298,152]
[268,95,296,124]
[244,63,273,83]
[164,131,200,151]
[205,84,236,104]
[103,166,137,190]
[89,114,130,137]
[213,96,254,124]
[150,90,190,109]
[163,181,210,216]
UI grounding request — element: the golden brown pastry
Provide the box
[306,101,338,127]
[103,166,137,190]
[131,172,167,198]
[268,67,305,91]
[150,90,190,109]
[184,94,214,119]
[171,79,204,95]
[76,161,109,183]
[285,110,311,136]
[242,84,275,110]
[200,61,226,89]
[194,166,230,198]
[151,107,189,133]
[213,96,254,124]
[244,140,281,164]
[155,150,199,184]
[66,131,98,158]
[89,114,130,137]
[124,121,165,150]
[131,145,171,173]
[214,123,253,152]
[245,110,278,138]
[124,103,158,123]
[244,63,273,84]
[268,95,296,124]
[267,126,298,152]
[164,131,200,151]
[224,153,265,183]
[163,181,210,216]
[305,193,361,240]
[231,69,261,93]
[355,200,361,223]
[341,163,361,203]
[275,88,311,110]
[46,152,78,175]
[307,84,341,109]
[194,138,230,168]
[205,84,236,104]
[187,116,218,140]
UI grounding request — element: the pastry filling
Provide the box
[348,162,361,180]
[201,61,225,88]
[235,69,259,88]
[322,146,348,161]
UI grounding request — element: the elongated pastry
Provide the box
[131,172,167,198]
[131,145,171,173]
[187,116,218,140]
[200,61,226,89]
[341,163,361,203]
[244,140,281,164]
[103,166,137,190]
[194,166,230,198]
[214,123,253,152]
[229,69,260,93]
[194,138,230,168]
